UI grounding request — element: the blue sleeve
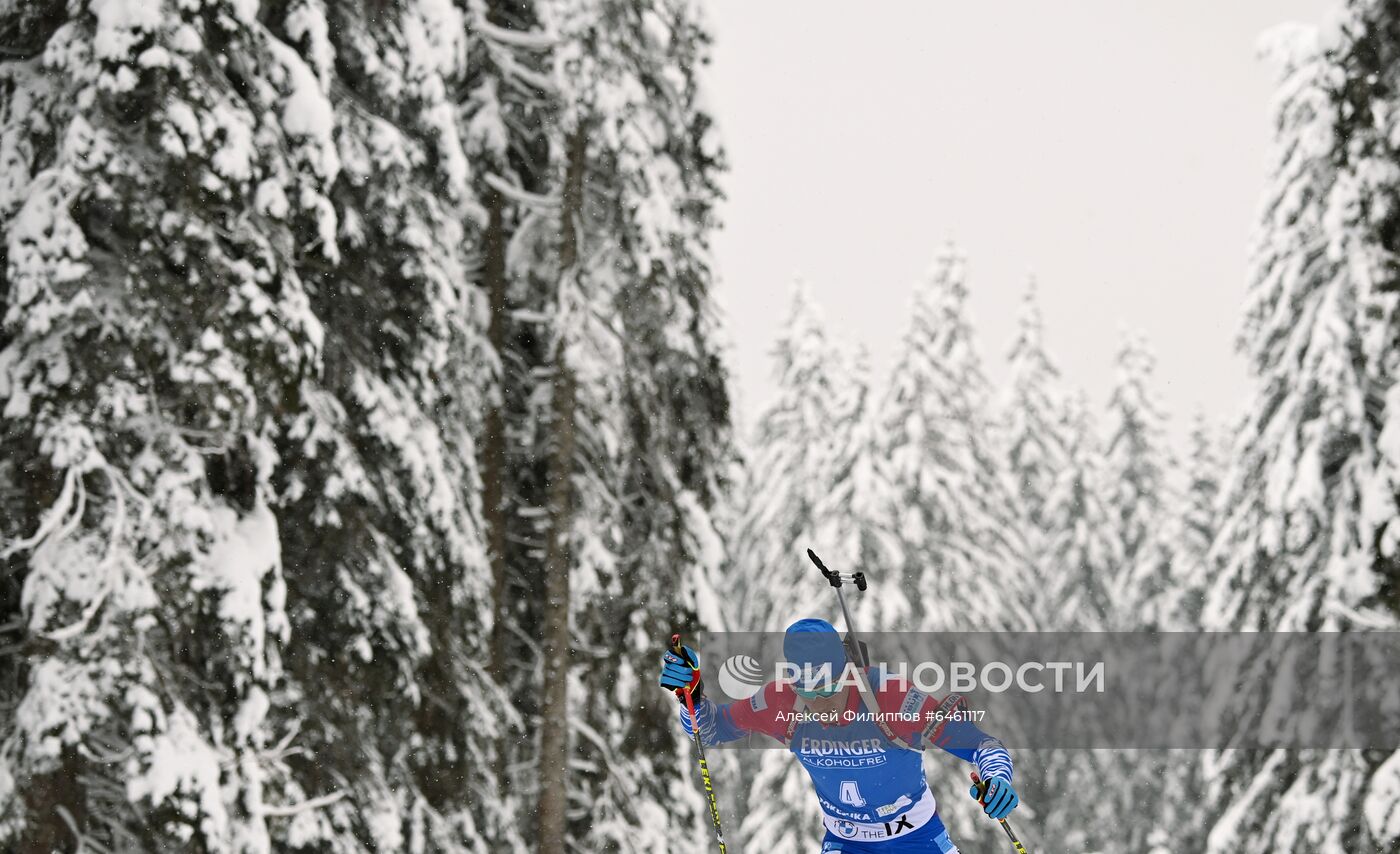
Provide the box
[678,697,748,746]
[933,719,1014,782]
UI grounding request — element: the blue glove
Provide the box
[659,644,703,699]
[970,775,1018,820]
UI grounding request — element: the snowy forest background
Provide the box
[1,0,1399,853]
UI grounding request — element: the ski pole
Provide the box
[670,633,727,853]
[806,549,869,666]
[971,772,1030,854]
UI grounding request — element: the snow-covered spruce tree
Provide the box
[1001,276,1068,562]
[4,3,264,849]
[0,0,522,849]
[1103,328,1177,629]
[262,2,519,849]
[1040,392,1121,629]
[0,4,328,849]
[735,292,902,854]
[1094,331,1180,849]
[462,0,555,705]
[455,0,570,840]
[882,244,1034,634]
[1132,413,1227,854]
[1206,8,1400,634]
[1165,412,1227,630]
[1203,7,1400,851]
[999,269,1069,849]
[999,292,1126,853]
[525,1,733,850]
[879,246,1033,851]
[730,282,858,635]
[1199,20,1362,852]
[1020,391,1122,851]
[815,346,911,633]
[991,276,1081,852]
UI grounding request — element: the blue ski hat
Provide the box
[784,618,846,693]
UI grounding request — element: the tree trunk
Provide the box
[536,125,587,852]
[482,187,509,685]
[18,746,84,854]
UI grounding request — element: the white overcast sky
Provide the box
[705,0,1335,440]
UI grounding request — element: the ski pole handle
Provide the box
[971,772,1030,854]
[670,633,701,696]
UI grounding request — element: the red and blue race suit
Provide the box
[682,670,1013,852]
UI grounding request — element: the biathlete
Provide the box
[659,618,1020,853]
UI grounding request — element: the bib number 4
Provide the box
[839,780,867,808]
